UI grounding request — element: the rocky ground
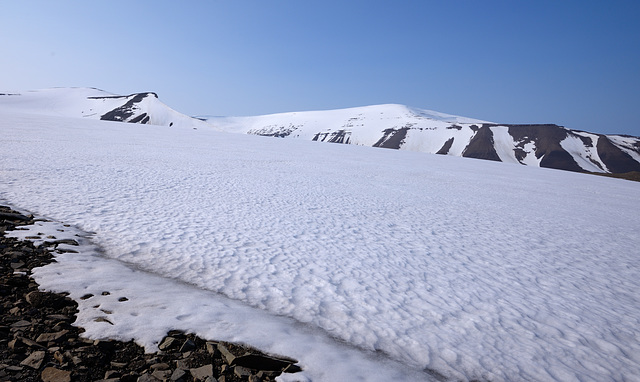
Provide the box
[0,206,302,382]
[591,170,640,182]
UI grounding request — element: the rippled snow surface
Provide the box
[2,113,640,381]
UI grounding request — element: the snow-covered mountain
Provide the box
[207,104,640,174]
[0,87,213,130]
[3,88,639,174]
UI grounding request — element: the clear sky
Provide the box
[2,0,639,136]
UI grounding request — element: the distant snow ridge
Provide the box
[0,87,213,130]
[3,88,639,174]
[207,104,640,174]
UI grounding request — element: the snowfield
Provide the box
[1,108,640,381]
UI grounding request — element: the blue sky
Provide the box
[2,0,639,135]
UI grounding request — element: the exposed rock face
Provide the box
[596,135,640,173]
[499,124,586,172]
[313,129,352,144]
[373,127,411,149]
[249,124,301,138]
[462,125,501,162]
[89,93,158,124]
[436,138,455,155]
[0,206,303,382]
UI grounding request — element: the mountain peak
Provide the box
[0,87,211,130]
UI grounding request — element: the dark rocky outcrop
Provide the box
[373,127,410,149]
[1,206,302,382]
[436,138,455,155]
[462,125,501,162]
[504,124,585,172]
[94,93,157,124]
[312,129,351,144]
[596,135,640,173]
[249,124,299,138]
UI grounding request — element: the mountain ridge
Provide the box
[206,105,640,174]
[2,88,639,175]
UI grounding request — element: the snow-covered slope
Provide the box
[207,105,640,174]
[2,110,640,381]
[0,87,213,129]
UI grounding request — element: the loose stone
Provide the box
[190,364,214,381]
[20,350,46,369]
[41,367,72,382]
